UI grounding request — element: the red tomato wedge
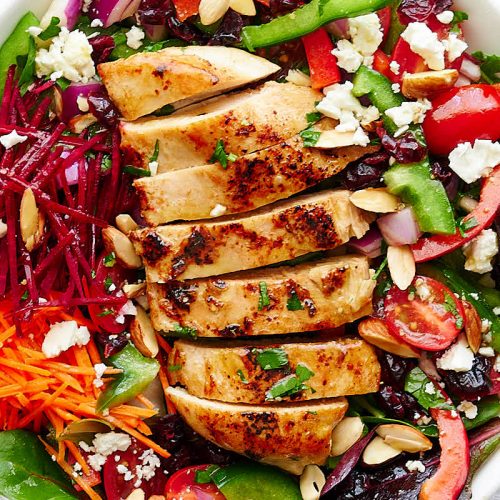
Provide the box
[384,276,465,351]
[422,84,500,155]
[165,465,225,500]
[173,0,202,22]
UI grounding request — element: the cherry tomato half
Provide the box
[423,84,500,155]
[165,465,225,500]
[384,276,465,351]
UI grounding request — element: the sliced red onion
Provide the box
[58,150,88,186]
[377,207,422,246]
[54,82,103,122]
[455,74,471,87]
[325,19,350,39]
[460,58,481,82]
[90,0,142,27]
[41,0,83,30]
[349,227,383,258]
[445,173,459,201]
[142,23,168,41]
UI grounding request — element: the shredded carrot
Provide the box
[135,393,156,410]
[156,333,172,353]
[65,440,91,477]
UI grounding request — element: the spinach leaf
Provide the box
[404,367,453,411]
[472,51,500,84]
[0,430,76,499]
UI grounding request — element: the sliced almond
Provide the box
[462,300,481,353]
[102,226,142,269]
[20,188,44,252]
[359,317,421,358]
[300,464,326,500]
[402,69,459,99]
[68,113,98,134]
[313,129,361,149]
[125,490,145,500]
[362,436,401,466]
[229,0,256,15]
[330,416,364,456]
[130,305,159,358]
[199,0,230,25]
[115,214,138,234]
[376,424,433,453]
[123,282,146,299]
[387,245,415,291]
[350,188,401,214]
[285,69,311,87]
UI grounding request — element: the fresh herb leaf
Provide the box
[103,252,116,268]
[299,127,321,147]
[372,256,388,281]
[236,369,249,384]
[209,139,237,169]
[168,364,182,372]
[306,111,322,124]
[97,309,115,317]
[91,269,96,279]
[286,292,304,311]
[170,324,198,339]
[456,216,478,237]
[17,37,37,95]
[252,348,289,370]
[266,363,314,400]
[443,292,464,329]
[472,51,500,84]
[404,367,453,411]
[150,140,160,163]
[55,77,71,92]
[258,281,270,310]
[21,290,29,300]
[101,155,112,172]
[450,10,468,32]
[195,465,219,484]
[38,17,61,41]
[123,165,151,177]
[153,104,175,117]
[104,276,114,291]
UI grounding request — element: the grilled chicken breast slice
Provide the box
[135,133,378,224]
[131,190,373,281]
[148,255,374,336]
[167,336,380,403]
[99,47,279,120]
[166,386,348,474]
[120,81,321,173]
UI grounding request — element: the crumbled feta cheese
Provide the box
[90,19,104,28]
[0,130,28,149]
[385,99,432,135]
[417,415,432,426]
[82,0,92,12]
[0,219,7,239]
[126,26,145,50]
[77,95,89,112]
[389,60,400,75]
[93,362,107,388]
[285,69,311,87]
[351,126,370,146]
[415,278,432,301]
[85,432,132,471]
[448,140,500,184]
[391,83,401,93]
[424,382,436,395]
[116,464,129,474]
[36,28,95,83]
[42,320,90,358]
[495,355,500,372]
[317,81,380,140]
[401,22,445,70]
[73,462,82,473]
[494,307,500,316]
[463,229,499,274]
[210,204,227,217]
[436,334,474,372]
[148,161,158,176]
[27,26,43,37]
[436,10,454,24]
[457,400,478,419]
[406,460,426,473]
[478,347,495,357]
[481,319,492,333]
[332,39,364,73]
[443,33,467,62]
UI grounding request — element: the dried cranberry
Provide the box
[379,352,417,389]
[208,9,244,46]
[341,152,389,190]
[266,0,306,18]
[88,35,115,65]
[87,89,120,128]
[96,332,128,357]
[399,0,452,23]
[380,130,427,164]
[430,158,452,184]
[137,0,170,25]
[376,386,424,423]
[162,0,207,43]
[438,355,493,400]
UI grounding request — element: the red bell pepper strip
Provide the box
[302,28,341,90]
[419,408,469,500]
[377,6,391,42]
[373,49,392,79]
[412,166,500,263]
[389,37,427,83]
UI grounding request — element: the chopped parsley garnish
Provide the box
[195,465,219,484]
[287,292,304,311]
[443,293,464,329]
[258,281,270,310]
[91,269,97,279]
[252,348,289,370]
[101,155,112,172]
[237,369,249,384]
[450,11,468,33]
[266,363,314,400]
[404,367,453,411]
[38,17,61,41]
[306,111,322,124]
[97,309,115,317]
[55,77,71,92]
[472,51,500,84]
[171,324,198,339]
[123,165,151,177]
[150,140,160,163]
[103,252,116,268]
[168,364,182,372]
[209,139,237,169]
[372,256,388,281]
[299,127,321,147]
[21,290,29,300]
[456,216,478,237]
[104,276,114,291]
[153,104,175,116]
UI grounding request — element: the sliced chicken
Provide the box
[148,255,375,336]
[131,190,373,281]
[167,335,381,403]
[135,134,378,224]
[120,82,321,172]
[99,47,279,120]
[166,386,348,474]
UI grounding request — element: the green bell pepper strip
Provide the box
[96,342,160,413]
[352,65,455,235]
[419,263,500,353]
[241,0,393,50]
[0,12,40,100]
